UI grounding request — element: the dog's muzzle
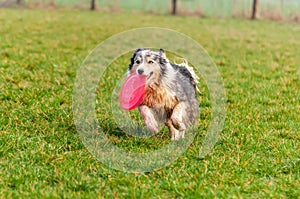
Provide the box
[137,68,144,75]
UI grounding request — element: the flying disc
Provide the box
[119,73,147,110]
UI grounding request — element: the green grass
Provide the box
[1,9,300,198]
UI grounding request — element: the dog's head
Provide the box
[128,48,169,85]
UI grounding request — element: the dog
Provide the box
[127,48,199,140]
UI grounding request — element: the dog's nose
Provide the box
[137,68,144,75]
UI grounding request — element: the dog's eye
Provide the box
[148,60,154,64]
[135,60,141,64]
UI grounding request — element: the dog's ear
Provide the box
[129,48,143,71]
[159,48,166,58]
[159,48,168,65]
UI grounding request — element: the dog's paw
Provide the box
[171,129,185,141]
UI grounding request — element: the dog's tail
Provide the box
[174,58,200,93]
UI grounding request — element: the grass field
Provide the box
[1,9,300,198]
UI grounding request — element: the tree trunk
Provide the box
[251,0,259,19]
[16,0,22,5]
[172,0,177,15]
[91,0,96,11]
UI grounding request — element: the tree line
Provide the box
[16,0,260,20]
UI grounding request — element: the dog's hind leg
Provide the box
[139,105,160,134]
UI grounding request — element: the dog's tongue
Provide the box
[119,73,146,110]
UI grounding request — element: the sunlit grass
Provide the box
[0,9,299,198]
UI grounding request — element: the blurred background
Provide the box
[1,0,300,22]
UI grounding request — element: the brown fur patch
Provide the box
[141,85,178,111]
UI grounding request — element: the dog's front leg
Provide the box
[170,102,186,140]
[166,119,180,141]
[138,105,160,134]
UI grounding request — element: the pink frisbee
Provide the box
[119,73,147,110]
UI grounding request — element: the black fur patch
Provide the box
[128,48,143,71]
[159,49,167,65]
[160,63,167,77]
[172,64,196,89]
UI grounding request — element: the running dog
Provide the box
[128,48,199,140]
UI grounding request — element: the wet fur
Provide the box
[127,48,199,140]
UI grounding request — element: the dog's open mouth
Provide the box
[147,72,154,80]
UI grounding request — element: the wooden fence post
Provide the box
[251,0,259,19]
